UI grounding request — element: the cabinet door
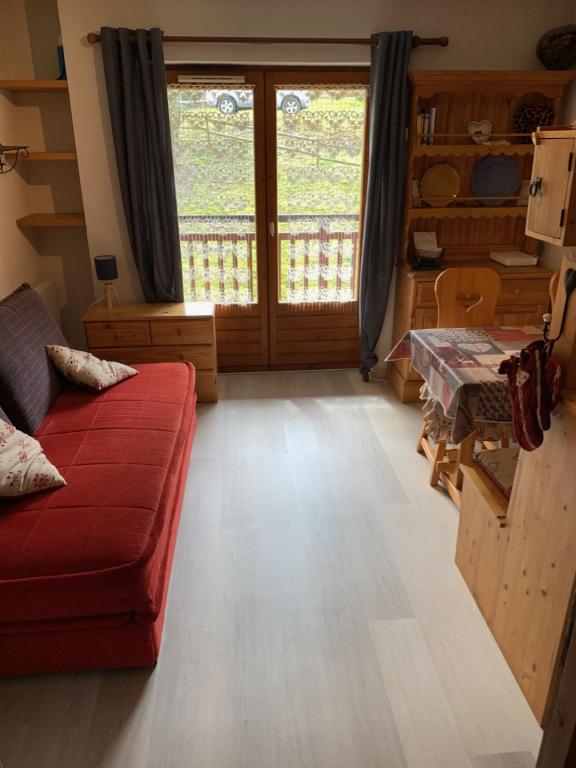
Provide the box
[85,321,151,348]
[526,138,574,244]
[150,319,214,345]
[413,307,438,329]
[495,305,546,327]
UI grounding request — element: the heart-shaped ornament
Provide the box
[467,120,492,145]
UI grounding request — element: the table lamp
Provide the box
[94,255,121,310]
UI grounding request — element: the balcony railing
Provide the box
[178,213,360,305]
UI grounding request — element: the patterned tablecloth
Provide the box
[386,326,542,443]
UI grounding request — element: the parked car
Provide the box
[205,89,310,115]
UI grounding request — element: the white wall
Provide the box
[58,0,572,300]
[0,97,41,297]
[0,0,40,298]
[56,0,575,349]
[0,0,93,346]
[541,2,576,275]
[541,81,576,274]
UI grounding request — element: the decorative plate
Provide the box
[420,164,461,207]
[472,155,521,207]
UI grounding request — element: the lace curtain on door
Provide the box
[168,85,258,305]
[275,85,367,305]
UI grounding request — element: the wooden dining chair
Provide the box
[417,267,503,502]
[549,271,560,312]
[434,267,502,328]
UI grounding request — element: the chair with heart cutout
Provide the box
[417,267,504,497]
[549,270,560,312]
[434,266,502,328]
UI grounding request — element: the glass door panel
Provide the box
[275,86,368,304]
[266,71,369,368]
[168,84,259,304]
[167,70,269,370]
[167,68,369,370]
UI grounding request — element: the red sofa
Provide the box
[0,361,196,675]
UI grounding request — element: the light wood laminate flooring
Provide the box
[0,371,541,767]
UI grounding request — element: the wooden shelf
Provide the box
[7,151,77,161]
[409,206,528,220]
[409,70,575,98]
[403,259,551,277]
[25,151,76,161]
[0,80,68,93]
[16,213,85,229]
[413,144,534,157]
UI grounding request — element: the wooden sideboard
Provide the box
[82,302,218,402]
[389,261,552,402]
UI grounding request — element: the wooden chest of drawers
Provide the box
[82,302,218,402]
[389,263,552,403]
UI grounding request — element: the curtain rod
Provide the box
[86,33,449,48]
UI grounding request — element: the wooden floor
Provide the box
[0,371,541,768]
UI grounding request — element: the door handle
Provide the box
[529,176,543,197]
[269,222,275,237]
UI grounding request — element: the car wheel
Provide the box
[281,96,301,115]
[218,95,238,115]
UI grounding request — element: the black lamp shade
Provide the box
[94,255,118,282]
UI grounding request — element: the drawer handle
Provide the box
[529,176,542,197]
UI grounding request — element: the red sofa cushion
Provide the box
[0,362,196,625]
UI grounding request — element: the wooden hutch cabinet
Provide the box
[388,70,574,403]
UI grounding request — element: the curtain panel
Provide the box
[100,27,184,303]
[359,30,412,380]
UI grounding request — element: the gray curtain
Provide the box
[359,31,412,380]
[100,27,183,302]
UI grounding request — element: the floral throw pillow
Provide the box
[46,345,138,391]
[0,419,66,497]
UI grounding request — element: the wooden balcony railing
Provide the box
[178,213,360,305]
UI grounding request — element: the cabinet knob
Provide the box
[529,176,543,197]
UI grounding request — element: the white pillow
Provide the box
[46,345,138,391]
[0,419,66,497]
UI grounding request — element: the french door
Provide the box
[167,67,369,370]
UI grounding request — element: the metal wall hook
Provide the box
[0,143,29,174]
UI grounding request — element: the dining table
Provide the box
[386,324,542,508]
[385,325,542,444]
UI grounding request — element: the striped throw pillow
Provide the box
[0,284,68,434]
